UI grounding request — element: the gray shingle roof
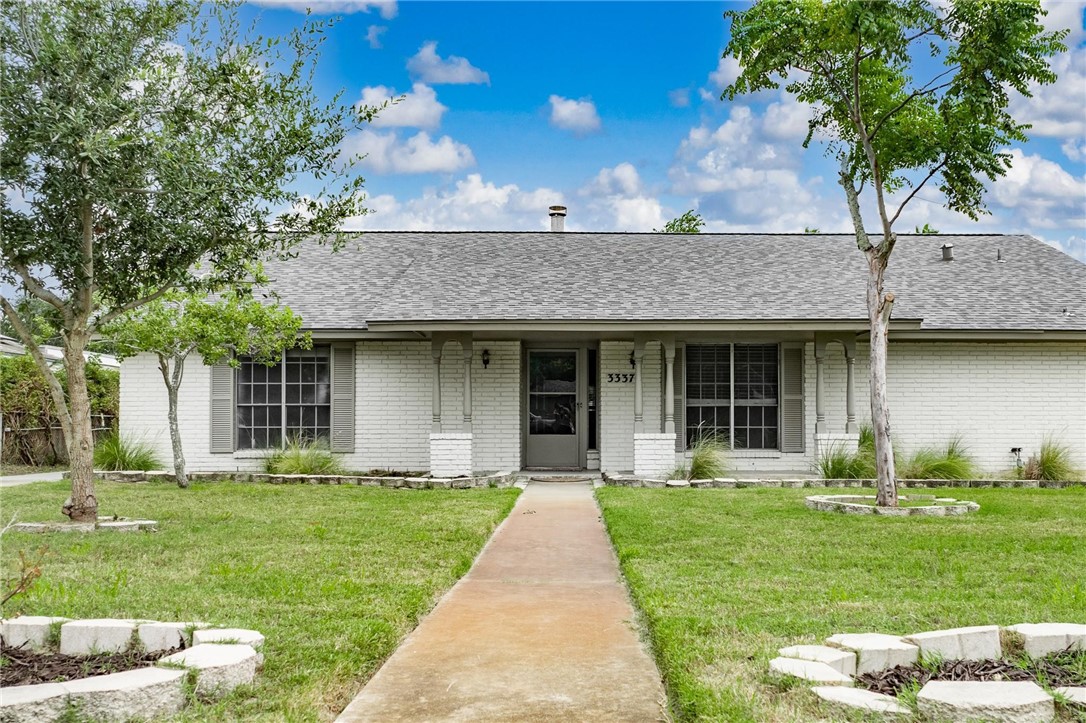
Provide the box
[262,232,1086,331]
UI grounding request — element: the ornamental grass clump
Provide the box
[264,439,344,476]
[815,425,876,479]
[93,433,162,471]
[669,433,730,481]
[1022,436,1080,481]
[898,435,976,480]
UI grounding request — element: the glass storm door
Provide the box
[526,349,580,468]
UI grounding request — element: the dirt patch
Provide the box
[856,649,1086,697]
[1,642,182,687]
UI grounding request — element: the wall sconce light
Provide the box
[481,349,490,369]
[629,350,636,369]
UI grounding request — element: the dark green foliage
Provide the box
[655,210,705,234]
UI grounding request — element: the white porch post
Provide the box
[461,335,473,432]
[431,338,443,432]
[663,339,676,434]
[633,339,646,433]
[814,338,827,434]
[844,335,858,434]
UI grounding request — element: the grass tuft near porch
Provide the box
[596,486,1086,722]
[0,480,518,720]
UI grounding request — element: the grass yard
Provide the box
[596,486,1086,722]
[1,480,518,721]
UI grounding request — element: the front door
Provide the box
[525,349,581,468]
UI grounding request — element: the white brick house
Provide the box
[120,220,1086,478]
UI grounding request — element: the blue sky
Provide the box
[246,0,1086,261]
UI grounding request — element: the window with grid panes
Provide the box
[235,346,331,450]
[685,343,779,450]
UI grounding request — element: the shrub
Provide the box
[1022,436,1080,481]
[815,425,876,479]
[898,435,976,479]
[93,433,162,471]
[264,439,344,475]
[669,433,729,481]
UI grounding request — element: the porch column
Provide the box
[633,340,646,433]
[461,335,473,432]
[814,338,827,434]
[663,339,676,434]
[431,338,443,432]
[844,335,858,434]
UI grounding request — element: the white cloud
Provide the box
[343,174,563,230]
[668,105,839,232]
[1009,47,1086,138]
[707,55,741,91]
[548,95,601,134]
[359,83,446,130]
[1040,235,1086,262]
[407,41,490,85]
[581,162,644,198]
[990,148,1086,229]
[251,0,397,18]
[1061,137,1086,161]
[1041,0,1085,46]
[365,25,387,49]
[762,93,814,140]
[341,129,474,174]
[668,88,691,108]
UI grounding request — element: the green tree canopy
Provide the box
[1,0,382,519]
[656,210,706,234]
[722,0,1065,505]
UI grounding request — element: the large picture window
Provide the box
[685,343,779,450]
[236,346,331,450]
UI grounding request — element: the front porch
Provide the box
[420,331,862,479]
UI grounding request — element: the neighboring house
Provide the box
[1,334,120,370]
[119,210,1086,478]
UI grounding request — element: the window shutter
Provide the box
[779,342,805,453]
[209,361,235,453]
[330,344,356,453]
[674,344,685,452]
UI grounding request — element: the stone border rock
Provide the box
[0,616,264,723]
[11,516,158,534]
[769,622,1085,721]
[601,472,1083,489]
[805,494,980,516]
[78,470,519,489]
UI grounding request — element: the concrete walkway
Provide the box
[0,470,65,487]
[337,481,667,722]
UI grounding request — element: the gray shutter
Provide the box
[330,344,356,453]
[209,361,235,453]
[780,342,805,453]
[674,344,685,452]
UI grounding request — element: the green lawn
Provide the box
[1,480,518,721]
[596,486,1086,722]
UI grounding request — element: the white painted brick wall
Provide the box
[831,341,1086,473]
[429,433,472,477]
[634,433,677,478]
[599,341,663,472]
[120,339,1084,476]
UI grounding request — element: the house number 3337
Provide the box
[606,373,635,383]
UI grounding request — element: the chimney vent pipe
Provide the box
[941,243,954,261]
[549,205,567,232]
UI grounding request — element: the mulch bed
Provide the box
[1,642,182,687]
[856,649,1086,697]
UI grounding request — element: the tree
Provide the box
[103,283,307,488]
[722,0,1064,506]
[915,223,940,234]
[1,1,382,520]
[656,210,705,233]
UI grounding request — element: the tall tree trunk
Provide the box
[866,253,898,507]
[62,328,98,522]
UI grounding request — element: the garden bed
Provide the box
[77,469,518,489]
[0,642,179,687]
